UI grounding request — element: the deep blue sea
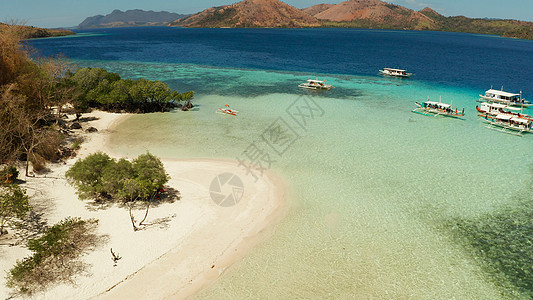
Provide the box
[29,27,533,299]
[30,27,532,96]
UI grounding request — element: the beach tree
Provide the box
[0,184,31,235]
[65,152,115,200]
[131,153,169,198]
[66,152,169,231]
[66,67,192,113]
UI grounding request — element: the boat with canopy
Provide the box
[412,98,465,119]
[379,68,412,78]
[478,88,532,107]
[298,79,334,90]
[481,113,533,136]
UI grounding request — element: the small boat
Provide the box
[476,102,533,121]
[379,67,412,78]
[412,98,465,118]
[298,79,334,90]
[217,104,238,116]
[478,88,532,107]
[481,113,533,135]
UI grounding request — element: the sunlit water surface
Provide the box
[29,28,533,298]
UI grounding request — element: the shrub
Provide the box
[6,217,99,295]
[0,184,30,235]
[66,152,169,203]
[65,152,114,200]
[0,165,19,184]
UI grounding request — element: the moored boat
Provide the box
[481,113,533,135]
[412,98,465,118]
[379,67,412,78]
[478,88,532,107]
[298,79,334,90]
[476,102,533,121]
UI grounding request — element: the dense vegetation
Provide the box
[6,217,100,295]
[66,152,169,231]
[434,16,533,40]
[191,7,239,28]
[321,16,533,40]
[68,67,194,113]
[0,24,193,173]
[66,152,169,203]
[0,24,68,172]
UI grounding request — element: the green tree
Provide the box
[66,152,169,231]
[66,67,193,113]
[131,153,169,199]
[101,158,135,198]
[0,184,30,235]
[65,152,114,200]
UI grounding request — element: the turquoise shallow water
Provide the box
[80,60,533,298]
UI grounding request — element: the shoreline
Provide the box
[0,110,288,299]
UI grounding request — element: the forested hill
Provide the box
[0,23,74,39]
[170,0,533,40]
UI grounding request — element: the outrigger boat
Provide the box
[379,68,412,78]
[412,98,465,118]
[478,88,532,108]
[476,102,533,121]
[298,79,334,90]
[481,113,533,136]
[217,104,238,116]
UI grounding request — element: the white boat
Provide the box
[412,98,465,119]
[481,113,533,135]
[379,68,412,78]
[298,79,334,90]
[478,88,532,107]
[476,102,533,121]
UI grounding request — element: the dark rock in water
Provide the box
[86,127,98,133]
[70,122,82,129]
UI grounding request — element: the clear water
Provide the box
[29,27,533,298]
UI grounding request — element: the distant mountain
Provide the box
[170,0,320,28]
[170,0,533,40]
[308,0,533,39]
[79,9,188,28]
[308,0,438,30]
[0,23,75,39]
[300,4,334,16]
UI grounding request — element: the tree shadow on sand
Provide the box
[6,219,109,298]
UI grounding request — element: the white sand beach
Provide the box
[0,111,287,299]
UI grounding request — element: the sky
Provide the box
[0,0,532,28]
